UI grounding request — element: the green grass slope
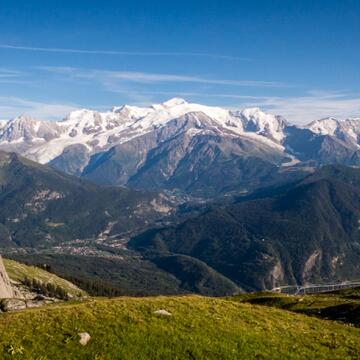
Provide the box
[3,258,87,297]
[0,296,359,359]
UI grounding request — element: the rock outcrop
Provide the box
[0,255,14,299]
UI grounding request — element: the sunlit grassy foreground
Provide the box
[0,295,359,359]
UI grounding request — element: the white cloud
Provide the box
[1,66,359,125]
[39,66,288,88]
[0,68,32,85]
[146,90,360,124]
[0,96,79,120]
[1,92,360,125]
[0,44,248,61]
[239,92,360,124]
[90,88,360,125]
[0,68,26,78]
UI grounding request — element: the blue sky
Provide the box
[0,0,359,123]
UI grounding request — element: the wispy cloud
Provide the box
[0,68,26,78]
[118,90,268,101]
[234,91,360,124]
[109,89,360,124]
[0,96,79,120]
[1,91,360,125]
[2,65,357,124]
[0,44,248,61]
[0,68,31,85]
[39,66,288,88]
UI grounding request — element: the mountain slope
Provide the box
[9,252,241,297]
[130,165,360,291]
[284,125,360,165]
[0,151,172,248]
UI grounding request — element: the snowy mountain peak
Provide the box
[2,97,360,194]
[0,99,289,164]
[162,97,188,107]
[0,120,7,129]
[0,114,60,143]
[239,107,263,118]
[239,107,287,126]
[10,114,38,124]
[304,117,360,147]
[65,108,93,117]
[231,107,287,143]
[113,104,154,119]
[307,117,341,136]
[0,99,295,166]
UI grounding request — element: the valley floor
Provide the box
[0,295,359,359]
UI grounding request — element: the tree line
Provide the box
[22,277,69,300]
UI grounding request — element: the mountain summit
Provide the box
[0,99,360,196]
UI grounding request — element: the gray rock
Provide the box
[2,299,26,311]
[0,255,14,299]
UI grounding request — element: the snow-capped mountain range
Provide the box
[0,98,285,162]
[1,98,360,195]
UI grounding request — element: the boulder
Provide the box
[154,309,172,316]
[0,255,14,299]
[1,299,26,311]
